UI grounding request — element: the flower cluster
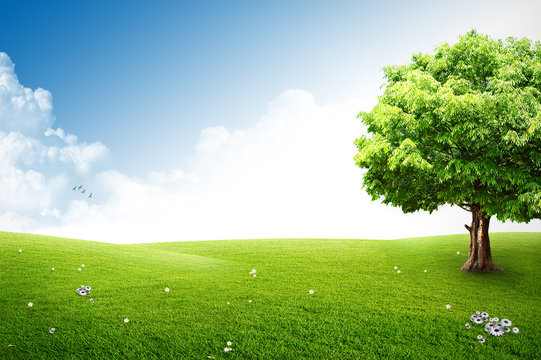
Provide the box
[465,311,519,343]
[224,341,233,352]
[76,285,92,296]
[249,269,257,277]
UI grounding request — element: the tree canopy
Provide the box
[354,30,541,224]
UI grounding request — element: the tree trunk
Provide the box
[461,204,503,272]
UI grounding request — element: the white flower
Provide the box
[397,270,401,274]
[465,323,471,329]
[18,249,22,253]
[90,298,94,303]
[224,348,230,352]
[501,319,512,326]
[394,266,398,270]
[51,267,55,271]
[81,264,85,268]
[446,304,451,309]
[481,312,488,317]
[251,269,256,273]
[477,335,483,340]
[424,269,427,273]
[456,251,460,255]
[226,341,232,346]
[484,323,494,332]
[489,327,504,336]
[489,318,494,322]
[473,316,486,324]
[253,274,256,277]
[309,289,314,294]
[124,318,129,323]
[479,338,485,344]
[164,288,170,293]
[78,268,82,272]
[85,286,91,291]
[227,302,230,305]
[512,327,519,334]
[248,300,252,303]
[476,311,480,314]
[28,302,33,307]
[49,328,55,334]
[79,290,87,296]
[493,317,499,322]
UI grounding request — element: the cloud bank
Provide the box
[1,52,539,243]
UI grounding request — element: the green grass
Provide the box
[1,232,540,359]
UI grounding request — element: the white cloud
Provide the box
[57,141,108,174]
[0,53,53,136]
[31,89,541,243]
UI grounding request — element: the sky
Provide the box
[1,0,540,243]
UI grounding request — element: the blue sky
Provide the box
[1,0,540,242]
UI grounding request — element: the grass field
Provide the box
[1,231,540,359]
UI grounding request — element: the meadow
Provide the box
[1,231,539,359]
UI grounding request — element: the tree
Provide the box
[354,30,541,271]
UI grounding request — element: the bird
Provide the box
[88,193,92,198]
[78,185,83,190]
[82,189,86,194]
[72,186,77,190]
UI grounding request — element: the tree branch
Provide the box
[464,224,472,232]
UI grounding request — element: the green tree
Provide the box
[354,30,541,271]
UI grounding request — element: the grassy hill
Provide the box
[1,232,540,359]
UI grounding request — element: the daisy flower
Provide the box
[481,312,488,317]
[490,327,504,337]
[456,251,460,255]
[124,318,129,323]
[470,315,477,322]
[251,269,256,273]
[28,302,33,307]
[501,319,512,326]
[227,302,230,305]
[224,348,231,352]
[78,268,82,272]
[164,288,170,293]
[502,326,510,334]
[18,249,22,253]
[479,338,486,344]
[493,317,499,322]
[51,267,55,271]
[248,300,252,303]
[79,290,88,296]
[397,270,401,274]
[484,323,494,333]
[85,286,91,291]
[477,335,483,340]
[476,311,480,314]
[445,304,451,309]
[81,264,85,268]
[253,274,256,277]
[49,328,55,334]
[226,341,232,346]
[424,269,427,273]
[394,266,398,270]
[512,327,519,334]
[465,323,471,329]
[89,298,94,303]
[309,289,314,294]
[473,316,486,324]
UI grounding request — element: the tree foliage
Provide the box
[355,30,541,223]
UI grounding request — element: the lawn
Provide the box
[1,231,539,359]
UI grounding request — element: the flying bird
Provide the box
[82,189,86,194]
[78,185,83,190]
[89,193,92,198]
[72,186,77,190]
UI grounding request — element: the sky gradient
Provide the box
[1,0,540,243]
